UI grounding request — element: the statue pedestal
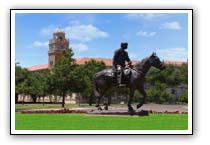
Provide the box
[88,110,149,116]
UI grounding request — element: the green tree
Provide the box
[178,93,188,103]
[145,63,188,104]
[179,63,188,84]
[146,67,166,85]
[147,81,170,104]
[15,63,28,103]
[27,71,50,103]
[50,48,75,108]
[17,72,41,104]
[25,72,38,102]
[70,59,106,105]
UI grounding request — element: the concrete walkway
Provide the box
[107,104,188,112]
[17,104,188,115]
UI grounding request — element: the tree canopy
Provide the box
[70,59,106,105]
[49,48,76,107]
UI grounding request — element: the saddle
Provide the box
[123,65,132,77]
[111,65,132,84]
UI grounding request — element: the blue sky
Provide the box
[15,12,188,67]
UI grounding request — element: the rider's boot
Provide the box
[118,72,125,87]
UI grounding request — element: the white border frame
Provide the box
[11,9,193,135]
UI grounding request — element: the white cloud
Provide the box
[160,21,181,30]
[40,25,57,35]
[156,48,187,61]
[126,13,164,21]
[64,24,109,42]
[40,23,108,42]
[32,41,48,47]
[136,31,157,37]
[71,43,89,53]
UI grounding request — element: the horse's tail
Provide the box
[92,74,100,97]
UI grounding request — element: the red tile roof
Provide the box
[27,64,48,72]
[27,58,186,72]
[75,57,139,66]
[164,61,186,66]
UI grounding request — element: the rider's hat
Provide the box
[121,42,128,48]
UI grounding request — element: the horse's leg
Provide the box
[137,86,147,109]
[95,94,103,110]
[102,96,111,110]
[104,98,108,110]
[128,89,135,113]
[108,96,111,106]
[95,94,99,107]
[96,89,109,111]
[94,84,103,110]
[99,95,109,110]
[104,104,108,110]
[95,96,100,109]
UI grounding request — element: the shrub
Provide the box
[178,93,188,103]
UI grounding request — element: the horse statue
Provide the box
[92,52,165,113]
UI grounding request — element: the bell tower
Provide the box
[48,28,69,69]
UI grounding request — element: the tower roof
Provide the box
[53,28,64,34]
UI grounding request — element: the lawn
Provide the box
[15,113,188,130]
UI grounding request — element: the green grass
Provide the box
[15,113,188,130]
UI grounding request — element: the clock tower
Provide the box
[48,28,69,69]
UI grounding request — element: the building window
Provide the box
[50,61,54,66]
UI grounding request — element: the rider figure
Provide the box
[113,42,132,86]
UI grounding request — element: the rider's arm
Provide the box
[125,51,131,65]
[113,51,118,67]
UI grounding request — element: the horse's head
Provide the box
[149,52,165,70]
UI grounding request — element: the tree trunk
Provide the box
[49,95,52,102]
[54,96,58,103]
[89,95,92,106]
[31,94,37,103]
[22,94,25,105]
[78,93,81,106]
[62,94,65,108]
[42,96,45,106]
[108,96,111,106]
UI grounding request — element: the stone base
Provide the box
[18,108,149,116]
[88,110,149,116]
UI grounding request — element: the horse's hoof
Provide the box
[128,107,135,113]
[97,107,103,111]
[136,104,143,109]
[104,106,108,110]
[128,109,135,116]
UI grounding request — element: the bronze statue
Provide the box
[113,42,132,86]
[93,52,165,113]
